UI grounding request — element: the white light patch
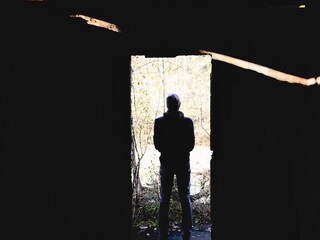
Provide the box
[70,14,121,33]
[199,50,316,86]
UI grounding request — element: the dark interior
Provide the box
[2,1,320,240]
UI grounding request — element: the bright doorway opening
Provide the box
[130,55,212,238]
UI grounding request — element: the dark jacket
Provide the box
[153,110,195,165]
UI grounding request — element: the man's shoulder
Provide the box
[183,116,193,121]
[183,116,193,123]
[155,116,165,123]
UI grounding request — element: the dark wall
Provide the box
[2,2,320,240]
[2,2,131,240]
[210,8,320,240]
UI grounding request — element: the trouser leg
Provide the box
[176,165,192,240]
[158,166,174,240]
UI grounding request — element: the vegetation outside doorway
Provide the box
[130,55,212,236]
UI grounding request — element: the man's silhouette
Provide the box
[153,93,195,240]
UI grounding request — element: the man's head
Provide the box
[166,93,181,111]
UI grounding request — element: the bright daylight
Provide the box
[130,55,212,238]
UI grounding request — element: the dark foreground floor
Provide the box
[131,224,211,240]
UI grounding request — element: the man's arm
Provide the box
[186,118,195,152]
[153,118,163,152]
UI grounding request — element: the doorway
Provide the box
[130,55,212,239]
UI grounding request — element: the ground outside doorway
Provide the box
[131,223,212,240]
